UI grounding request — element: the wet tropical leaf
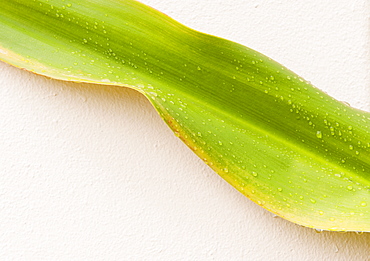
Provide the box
[1,0,369,232]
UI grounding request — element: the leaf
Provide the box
[1,0,369,232]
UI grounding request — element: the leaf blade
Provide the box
[1,0,370,231]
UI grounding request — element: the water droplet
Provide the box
[360,202,367,207]
[316,131,323,139]
[315,228,323,233]
[277,188,283,192]
[347,186,353,191]
[252,172,258,177]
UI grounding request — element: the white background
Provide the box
[1,0,370,260]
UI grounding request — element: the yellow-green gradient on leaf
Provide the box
[1,0,370,232]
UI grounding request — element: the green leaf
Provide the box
[1,0,370,232]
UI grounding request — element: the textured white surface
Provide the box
[1,0,370,260]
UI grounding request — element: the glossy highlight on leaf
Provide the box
[1,0,370,232]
